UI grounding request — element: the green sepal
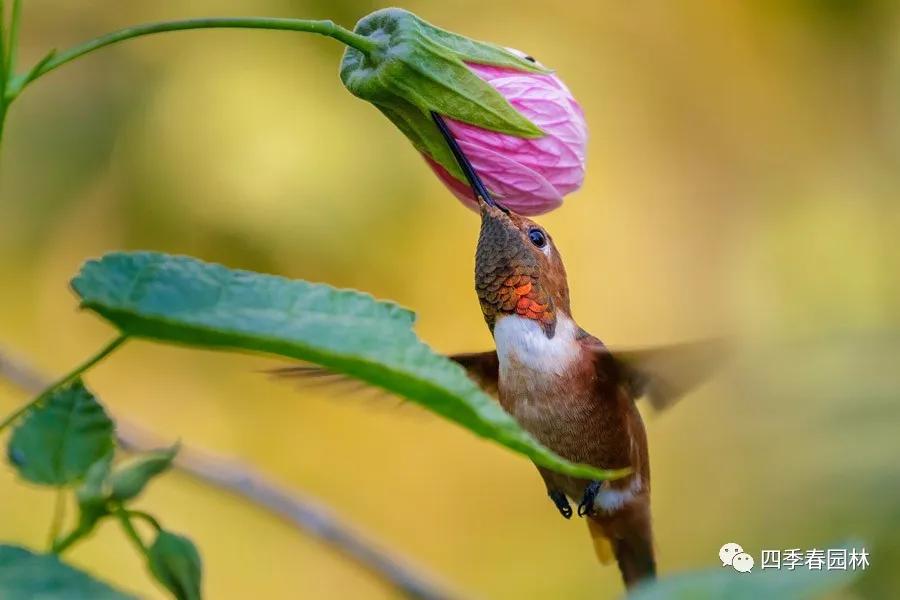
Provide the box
[377,101,460,178]
[74,453,114,534]
[340,8,545,178]
[109,443,179,502]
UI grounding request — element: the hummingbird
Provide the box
[278,113,722,589]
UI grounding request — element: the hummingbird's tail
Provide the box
[586,517,616,565]
[587,504,656,588]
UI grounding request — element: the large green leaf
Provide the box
[71,251,624,480]
[627,564,859,600]
[0,545,134,599]
[7,380,115,486]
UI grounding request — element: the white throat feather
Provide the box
[493,314,580,377]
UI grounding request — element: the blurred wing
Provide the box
[446,351,500,396]
[270,351,500,399]
[607,339,731,411]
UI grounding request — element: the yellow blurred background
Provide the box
[1,1,898,598]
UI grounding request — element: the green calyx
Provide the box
[340,8,547,180]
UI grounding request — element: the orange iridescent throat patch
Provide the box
[509,278,552,323]
[478,271,555,338]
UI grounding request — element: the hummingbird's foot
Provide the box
[577,481,602,517]
[548,490,572,519]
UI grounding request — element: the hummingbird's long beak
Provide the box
[431,112,508,214]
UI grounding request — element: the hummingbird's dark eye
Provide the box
[524,55,536,63]
[528,228,547,248]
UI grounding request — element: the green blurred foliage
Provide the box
[0,545,134,599]
[8,380,114,486]
[0,1,898,598]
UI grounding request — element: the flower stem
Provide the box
[127,510,162,532]
[0,1,7,150]
[115,506,149,555]
[51,526,86,554]
[5,0,20,75]
[46,488,67,551]
[0,334,127,433]
[0,15,376,154]
[0,101,7,146]
[0,0,7,99]
[8,17,377,99]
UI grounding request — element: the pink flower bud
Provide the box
[425,51,588,216]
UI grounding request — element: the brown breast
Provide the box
[495,316,649,499]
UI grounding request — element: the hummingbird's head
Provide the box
[475,200,570,338]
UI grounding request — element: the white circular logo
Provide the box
[719,542,744,566]
[732,552,754,573]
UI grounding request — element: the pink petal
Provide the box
[429,50,588,216]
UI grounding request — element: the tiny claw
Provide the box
[578,481,602,517]
[548,490,572,520]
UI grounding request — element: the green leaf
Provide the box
[8,380,115,486]
[71,252,624,481]
[627,564,860,600]
[110,443,179,502]
[0,545,135,599]
[147,531,202,600]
